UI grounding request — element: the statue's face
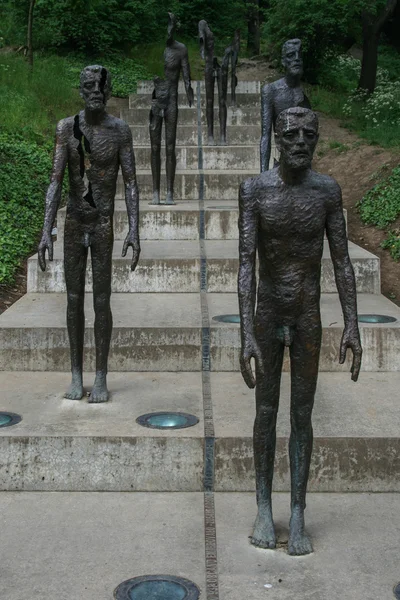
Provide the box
[80,69,108,111]
[282,43,303,77]
[276,113,318,170]
[167,13,177,42]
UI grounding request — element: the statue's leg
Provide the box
[165,100,178,205]
[219,68,228,145]
[287,310,321,556]
[251,316,285,549]
[63,219,88,400]
[88,221,113,403]
[205,68,215,145]
[149,111,162,205]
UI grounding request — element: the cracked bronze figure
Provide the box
[260,39,311,172]
[150,12,194,205]
[238,107,362,555]
[38,65,140,403]
[199,19,216,145]
[199,22,240,145]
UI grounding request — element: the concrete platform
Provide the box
[0,292,399,372]
[0,490,397,599]
[130,124,262,146]
[122,106,260,126]
[136,79,261,94]
[132,145,259,170]
[121,169,259,200]
[56,201,240,241]
[27,240,380,294]
[129,92,260,109]
[0,371,399,491]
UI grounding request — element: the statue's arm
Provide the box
[238,180,263,388]
[181,47,194,107]
[260,84,273,172]
[38,119,68,271]
[119,123,140,272]
[325,181,362,380]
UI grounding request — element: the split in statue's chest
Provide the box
[71,134,119,170]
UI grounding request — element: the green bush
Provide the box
[0,133,52,284]
[381,230,400,261]
[358,167,400,229]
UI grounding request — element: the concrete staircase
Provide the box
[0,80,399,599]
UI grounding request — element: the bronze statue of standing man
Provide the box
[150,12,194,205]
[238,107,362,555]
[38,65,140,403]
[260,39,311,171]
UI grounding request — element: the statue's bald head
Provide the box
[275,107,319,169]
[79,65,112,108]
[281,39,303,77]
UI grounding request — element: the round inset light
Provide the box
[0,412,21,428]
[136,412,199,430]
[358,314,397,324]
[212,314,240,323]
[114,575,200,600]
[394,583,400,599]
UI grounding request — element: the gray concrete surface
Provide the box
[27,239,378,294]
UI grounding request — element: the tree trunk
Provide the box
[358,0,398,93]
[246,0,260,55]
[27,0,36,70]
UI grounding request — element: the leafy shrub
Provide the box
[381,230,400,261]
[358,167,400,228]
[0,133,52,284]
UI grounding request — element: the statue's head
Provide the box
[199,20,213,59]
[281,39,303,78]
[275,107,319,170]
[80,65,112,111]
[167,12,178,43]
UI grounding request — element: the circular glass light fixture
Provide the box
[136,412,199,430]
[114,575,200,600]
[358,314,397,324]
[0,412,22,428]
[212,314,240,324]
[393,582,400,599]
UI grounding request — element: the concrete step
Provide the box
[129,92,260,109]
[136,79,261,94]
[56,201,239,241]
[0,292,398,372]
[27,240,379,294]
[122,106,260,126]
[132,145,259,170]
[1,490,396,599]
[119,169,259,200]
[130,124,261,146]
[0,371,399,492]
[56,202,347,242]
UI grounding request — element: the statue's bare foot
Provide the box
[89,372,109,403]
[220,138,227,146]
[64,373,84,400]
[150,192,161,206]
[208,136,215,146]
[288,506,313,556]
[251,506,276,549]
[165,192,175,205]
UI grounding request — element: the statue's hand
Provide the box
[122,230,140,272]
[240,336,264,389]
[339,324,362,382]
[187,86,194,108]
[38,230,53,272]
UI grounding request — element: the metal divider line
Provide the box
[197,80,219,600]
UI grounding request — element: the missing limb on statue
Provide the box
[149,12,194,205]
[238,107,362,556]
[38,65,140,403]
